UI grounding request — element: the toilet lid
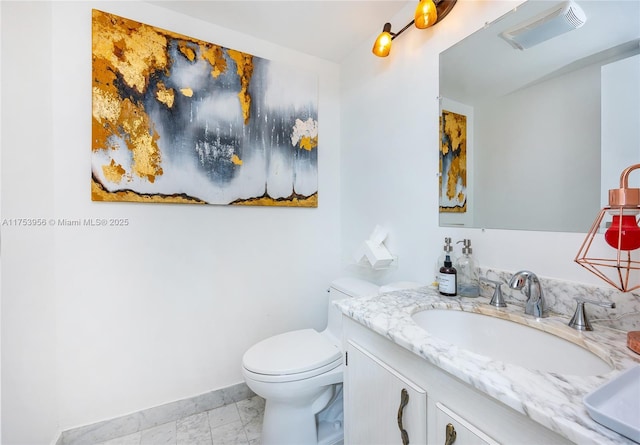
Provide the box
[243,329,341,376]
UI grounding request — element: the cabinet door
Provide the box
[435,403,499,445]
[345,341,427,445]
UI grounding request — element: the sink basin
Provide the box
[411,309,613,376]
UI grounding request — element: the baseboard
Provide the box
[56,382,254,445]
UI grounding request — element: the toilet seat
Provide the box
[242,329,342,383]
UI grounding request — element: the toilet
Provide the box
[241,277,380,445]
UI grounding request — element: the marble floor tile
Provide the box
[210,420,249,445]
[177,412,213,445]
[207,403,241,430]
[236,395,265,443]
[94,396,264,445]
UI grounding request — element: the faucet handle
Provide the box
[480,277,506,308]
[568,297,616,331]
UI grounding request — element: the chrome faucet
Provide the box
[480,277,506,308]
[508,270,548,318]
[568,297,616,331]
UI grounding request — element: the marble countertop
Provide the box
[335,286,640,445]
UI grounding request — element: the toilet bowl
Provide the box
[241,278,380,445]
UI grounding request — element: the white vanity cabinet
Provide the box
[345,340,427,445]
[342,316,574,445]
[435,403,499,445]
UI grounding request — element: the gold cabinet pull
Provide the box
[445,423,457,445]
[397,388,410,445]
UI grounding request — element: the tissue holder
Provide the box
[363,240,394,269]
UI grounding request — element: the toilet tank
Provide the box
[325,277,379,340]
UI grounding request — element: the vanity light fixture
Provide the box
[575,164,640,292]
[372,0,457,57]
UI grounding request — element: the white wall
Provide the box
[1,3,58,444]
[2,1,342,443]
[340,0,608,288]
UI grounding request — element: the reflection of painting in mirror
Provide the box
[91,10,318,207]
[439,110,467,213]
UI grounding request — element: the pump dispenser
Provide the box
[435,237,456,286]
[438,254,457,296]
[456,239,479,297]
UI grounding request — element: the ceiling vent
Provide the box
[500,1,587,50]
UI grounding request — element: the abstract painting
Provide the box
[91,10,318,207]
[439,109,467,213]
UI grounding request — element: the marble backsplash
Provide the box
[479,268,640,332]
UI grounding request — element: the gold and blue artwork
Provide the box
[91,10,318,206]
[439,110,467,213]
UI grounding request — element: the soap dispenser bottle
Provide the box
[438,254,457,296]
[456,239,479,297]
[435,237,456,286]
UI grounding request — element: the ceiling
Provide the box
[149,1,412,62]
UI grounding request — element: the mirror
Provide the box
[439,0,640,233]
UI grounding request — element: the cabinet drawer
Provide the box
[436,403,499,445]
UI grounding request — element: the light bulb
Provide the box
[604,212,640,251]
[414,0,438,29]
[372,23,393,57]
